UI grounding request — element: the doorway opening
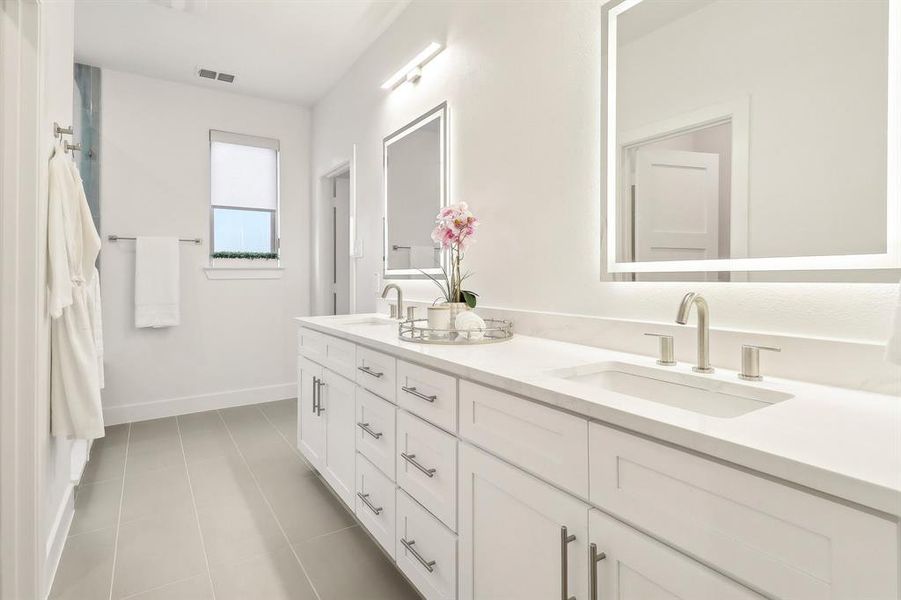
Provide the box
[322,165,352,315]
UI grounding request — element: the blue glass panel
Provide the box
[212,207,273,253]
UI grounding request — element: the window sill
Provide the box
[203,262,284,280]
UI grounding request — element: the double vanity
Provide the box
[294,313,900,600]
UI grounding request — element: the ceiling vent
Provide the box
[196,67,236,84]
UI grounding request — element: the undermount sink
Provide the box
[548,361,793,418]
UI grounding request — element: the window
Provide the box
[210,130,279,259]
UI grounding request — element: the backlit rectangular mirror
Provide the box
[383,103,447,279]
[603,0,900,281]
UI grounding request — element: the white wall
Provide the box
[311,1,900,392]
[100,70,310,423]
[617,0,887,259]
[39,1,78,590]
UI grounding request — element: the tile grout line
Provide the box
[256,406,362,541]
[298,523,359,545]
[117,573,202,600]
[174,415,218,600]
[256,404,312,468]
[106,423,132,600]
[215,408,324,600]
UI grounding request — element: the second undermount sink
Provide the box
[548,361,793,418]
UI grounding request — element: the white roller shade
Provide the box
[210,131,278,210]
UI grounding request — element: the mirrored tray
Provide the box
[398,318,513,345]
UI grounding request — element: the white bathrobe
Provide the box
[48,143,105,440]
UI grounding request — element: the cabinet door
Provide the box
[297,357,324,470]
[588,509,763,600]
[459,443,589,600]
[321,368,356,508]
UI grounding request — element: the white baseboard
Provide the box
[102,382,296,426]
[44,483,74,599]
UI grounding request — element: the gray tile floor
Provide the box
[50,400,421,600]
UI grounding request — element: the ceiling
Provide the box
[74,0,410,106]
[617,0,714,46]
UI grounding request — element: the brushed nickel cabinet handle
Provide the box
[589,542,607,600]
[315,380,326,415]
[356,492,383,515]
[356,422,383,439]
[401,386,436,403]
[400,452,436,478]
[561,525,576,600]
[357,365,384,378]
[400,538,436,573]
[311,377,319,414]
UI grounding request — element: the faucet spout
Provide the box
[675,292,713,373]
[381,284,404,319]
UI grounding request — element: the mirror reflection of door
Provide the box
[634,149,719,263]
[623,120,733,281]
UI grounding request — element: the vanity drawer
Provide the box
[397,361,457,433]
[589,422,899,600]
[322,335,356,381]
[297,327,356,380]
[396,489,457,600]
[459,380,589,498]
[396,410,457,531]
[355,387,396,479]
[355,452,396,559]
[355,345,397,402]
[297,327,326,362]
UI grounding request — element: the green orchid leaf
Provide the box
[462,290,478,308]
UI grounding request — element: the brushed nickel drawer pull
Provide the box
[400,538,436,573]
[357,365,384,378]
[401,385,436,403]
[356,492,383,515]
[561,525,576,600]
[356,422,383,439]
[400,452,436,478]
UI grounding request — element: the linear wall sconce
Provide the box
[381,42,443,91]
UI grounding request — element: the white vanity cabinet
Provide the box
[458,444,589,600]
[319,367,356,508]
[297,324,900,600]
[297,356,325,470]
[297,355,356,508]
[588,422,900,600]
[588,509,764,600]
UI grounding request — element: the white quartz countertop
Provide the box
[296,314,901,517]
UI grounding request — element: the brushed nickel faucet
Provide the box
[675,292,714,373]
[381,283,404,319]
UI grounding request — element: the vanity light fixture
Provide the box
[381,42,443,91]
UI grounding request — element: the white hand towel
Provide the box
[135,236,180,328]
[886,277,901,365]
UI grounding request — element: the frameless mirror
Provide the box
[604,0,900,281]
[383,103,447,279]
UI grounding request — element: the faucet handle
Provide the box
[389,304,398,319]
[644,333,676,366]
[739,344,781,381]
